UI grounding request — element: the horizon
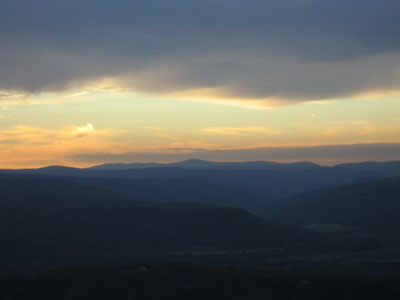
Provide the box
[1,158,400,170]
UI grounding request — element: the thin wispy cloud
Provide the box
[70,123,95,138]
[143,126,166,131]
[67,91,89,98]
[0,123,118,168]
[203,126,282,135]
[0,92,24,99]
[0,123,99,144]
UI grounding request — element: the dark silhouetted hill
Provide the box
[267,177,400,232]
[0,174,318,272]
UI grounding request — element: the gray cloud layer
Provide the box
[69,143,400,165]
[1,0,400,102]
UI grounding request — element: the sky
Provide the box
[1,0,400,168]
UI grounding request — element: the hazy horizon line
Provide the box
[2,158,400,171]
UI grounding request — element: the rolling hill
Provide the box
[0,174,317,272]
[267,177,400,232]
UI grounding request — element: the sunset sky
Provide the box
[1,0,400,168]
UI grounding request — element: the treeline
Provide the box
[1,262,400,300]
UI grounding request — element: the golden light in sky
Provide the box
[0,88,399,168]
[1,1,400,168]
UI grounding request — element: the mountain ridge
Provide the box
[267,177,400,232]
[88,158,323,171]
[1,159,400,173]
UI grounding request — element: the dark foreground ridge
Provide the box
[2,262,400,300]
[0,174,322,276]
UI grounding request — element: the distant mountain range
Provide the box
[1,160,400,214]
[2,159,400,175]
[88,158,322,171]
[89,159,400,172]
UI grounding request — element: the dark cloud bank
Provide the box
[1,0,400,103]
[69,143,400,165]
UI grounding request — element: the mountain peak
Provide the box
[178,158,210,165]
